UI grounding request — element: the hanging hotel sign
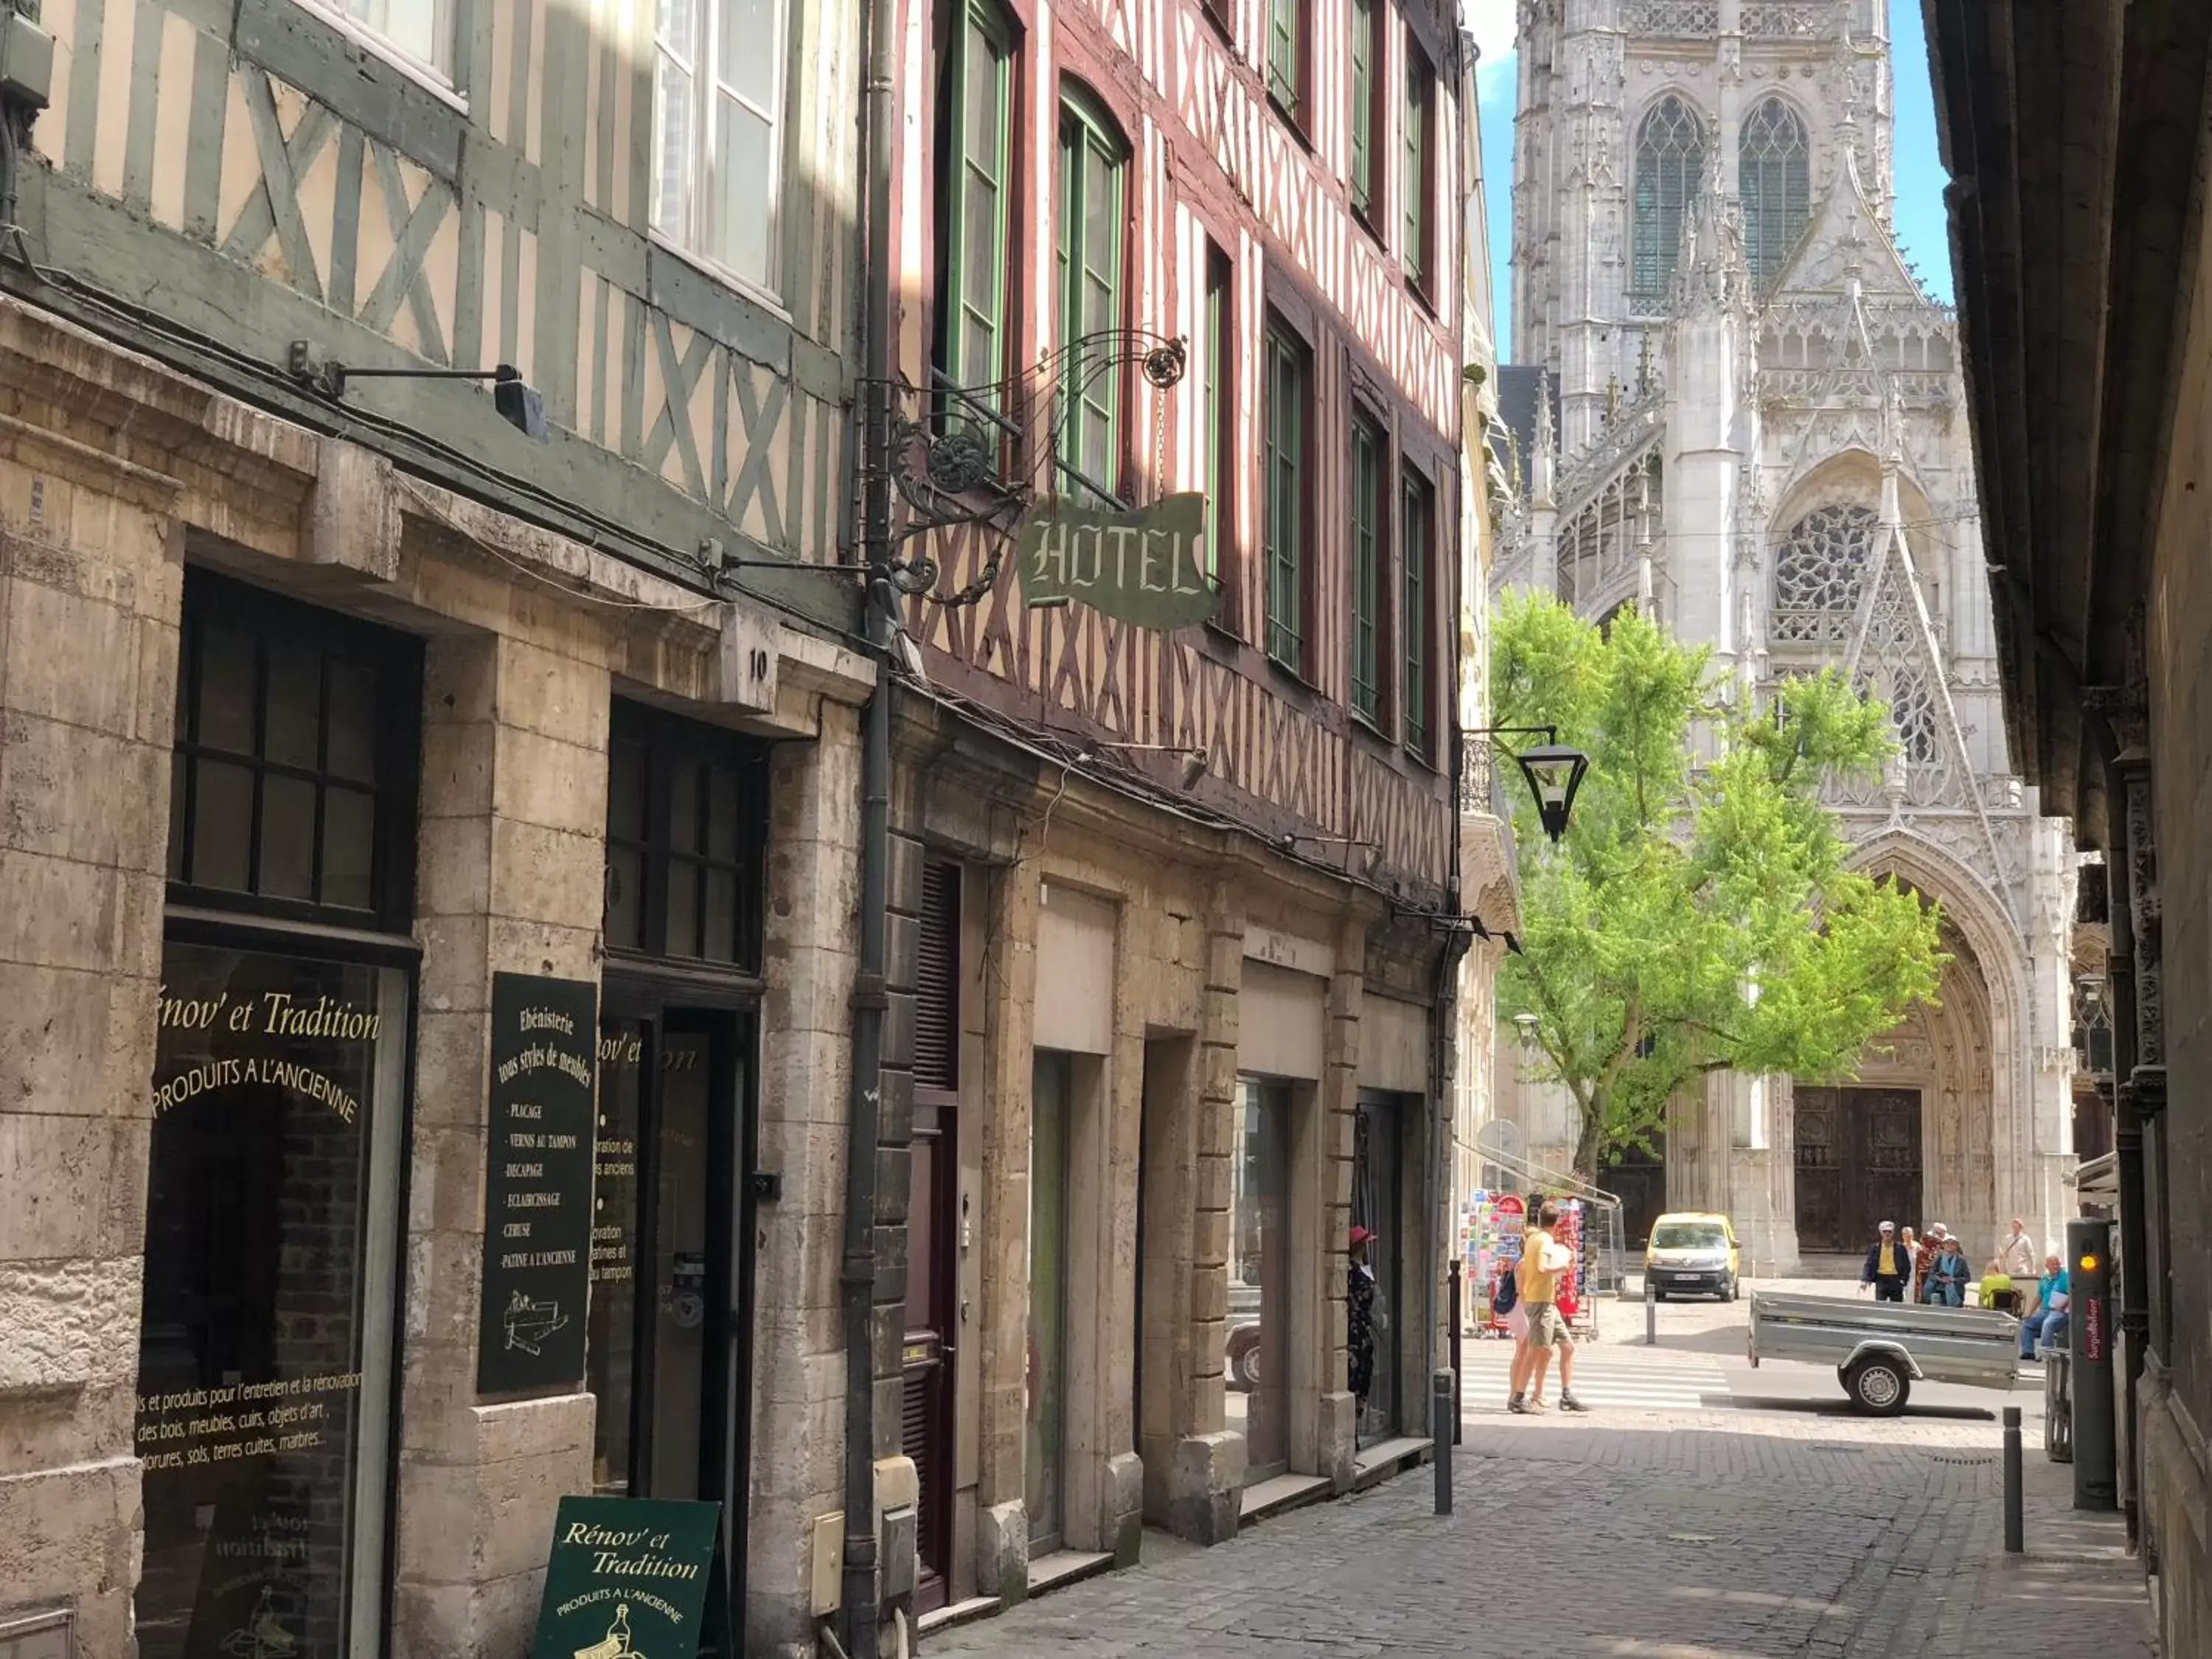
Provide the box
[477,972,599,1395]
[1017,490,1219,629]
[531,1498,730,1659]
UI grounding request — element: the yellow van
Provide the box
[1645,1212,1742,1301]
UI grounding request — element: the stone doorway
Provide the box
[1794,1088,1924,1252]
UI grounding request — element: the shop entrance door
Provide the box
[591,992,757,1641]
[1352,1096,1405,1443]
[1793,1087,1923,1253]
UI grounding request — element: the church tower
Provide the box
[1493,0,2083,1273]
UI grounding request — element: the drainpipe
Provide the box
[841,0,896,1644]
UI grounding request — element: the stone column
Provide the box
[748,701,861,1655]
[1304,919,1362,1492]
[392,627,610,1658]
[0,447,184,1652]
[972,856,1037,1597]
[1156,880,1244,1543]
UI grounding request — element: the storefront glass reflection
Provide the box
[135,941,407,1659]
[1228,1077,1290,1481]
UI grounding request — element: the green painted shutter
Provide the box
[1350,421,1382,723]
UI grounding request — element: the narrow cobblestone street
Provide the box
[923,1290,2158,1658]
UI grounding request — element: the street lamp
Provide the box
[1467,725,1590,844]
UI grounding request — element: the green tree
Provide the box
[1491,593,1944,1183]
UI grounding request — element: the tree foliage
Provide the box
[1491,593,1944,1181]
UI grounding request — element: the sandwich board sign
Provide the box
[530,1498,730,1659]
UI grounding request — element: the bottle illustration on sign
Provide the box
[573,1602,639,1659]
[218,1585,299,1658]
[504,1289,570,1357]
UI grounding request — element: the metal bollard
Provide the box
[2003,1405,2024,1554]
[1646,1275,1658,1346]
[1432,1368,1454,1516]
[1448,1261,1464,1447]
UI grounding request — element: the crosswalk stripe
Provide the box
[1453,1349,1736,1412]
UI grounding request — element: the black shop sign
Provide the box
[477,972,599,1394]
[529,1497,730,1659]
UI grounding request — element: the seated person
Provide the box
[1924,1237,1970,1307]
[2020,1251,2071,1360]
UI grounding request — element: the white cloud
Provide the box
[1462,0,1518,93]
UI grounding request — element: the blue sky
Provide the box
[1470,0,1955,359]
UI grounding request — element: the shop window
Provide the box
[1228,1077,1292,1481]
[167,573,420,928]
[602,703,771,971]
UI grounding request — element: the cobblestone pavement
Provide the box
[922,1285,2157,1658]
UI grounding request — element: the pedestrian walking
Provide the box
[1347,1225,1378,1443]
[1992,1217,2039,1282]
[1508,1201,1587,1414]
[1896,1226,1921,1301]
[1925,1235,1969,1307]
[2018,1251,2070,1361]
[1860,1220,1909,1301]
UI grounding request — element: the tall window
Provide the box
[653,0,787,293]
[934,0,1016,411]
[603,703,771,970]
[1349,415,1386,726]
[1203,246,1237,605]
[1403,40,1434,290]
[1632,94,1705,305]
[1401,465,1433,758]
[1349,0,1381,221]
[1058,88,1128,503]
[1263,320,1310,673]
[1741,99,1810,293]
[1266,0,1301,119]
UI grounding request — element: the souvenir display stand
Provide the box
[1459,1192,1598,1339]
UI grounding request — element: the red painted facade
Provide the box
[891,0,1468,893]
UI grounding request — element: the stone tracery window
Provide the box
[1770,504,1879,643]
[1632,95,1705,305]
[1741,99,1809,293]
[1886,669,1941,765]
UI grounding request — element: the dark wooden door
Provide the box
[1795,1087,1922,1252]
[1601,1141,1668,1248]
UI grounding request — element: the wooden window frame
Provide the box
[1057,84,1132,507]
[602,700,772,974]
[650,0,790,299]
[167,568,422,934]
[933,0,1019,422]
[1399,462,1435,763]
[1402,35,1435,299]
[1265,0,1307,130]
[1262,315,1313,678]
[1349,0,1384,229]
[1203,240,1241,635]
[1349,409,1389,729]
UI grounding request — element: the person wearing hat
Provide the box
[1861,1220,1909,1301]
[1347,1225,1380,1443]
[1913,1224,1950,1304]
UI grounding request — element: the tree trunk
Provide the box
[1573,1095,1607,1188]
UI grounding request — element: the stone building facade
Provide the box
[1486,0,2077,1265]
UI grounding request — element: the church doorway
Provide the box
[1794,1088,1924,1252]
[1600,1141,1668,1249]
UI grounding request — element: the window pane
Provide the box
[717,0,779,111]
[606,846,647,951]
[704,867,739,962]
[1349,0,1372,214]
[190,761,254,892]
[708,765,740,860]
[667,860,701,957]
[711,96,776,287]
[610,741,649,843]
[265,639,324,771]
[1404,58,1427,283]
[322,787,376,911]
[258,774,319,900]
[1402,473,1428,755]
[669,759,701,855]
[1350,423,1381,723]
[1634,96,1705,302]
[653,55,696,239]
[167,754,187,882]
[349,0,449,72]
[196,625,258,754]
[1264,330,1304,669]
[1204,254,1231,585]
[325,661,380,785]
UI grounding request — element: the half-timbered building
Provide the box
[0,0,889,1655]
[877,0,1477,1615]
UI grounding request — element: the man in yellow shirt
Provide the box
[1860,1220,1907,1301]
[1508,1202,1587,1414]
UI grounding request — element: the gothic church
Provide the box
[1490,0,2083,1268]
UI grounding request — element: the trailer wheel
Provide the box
[1843,1355,1910,1416]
